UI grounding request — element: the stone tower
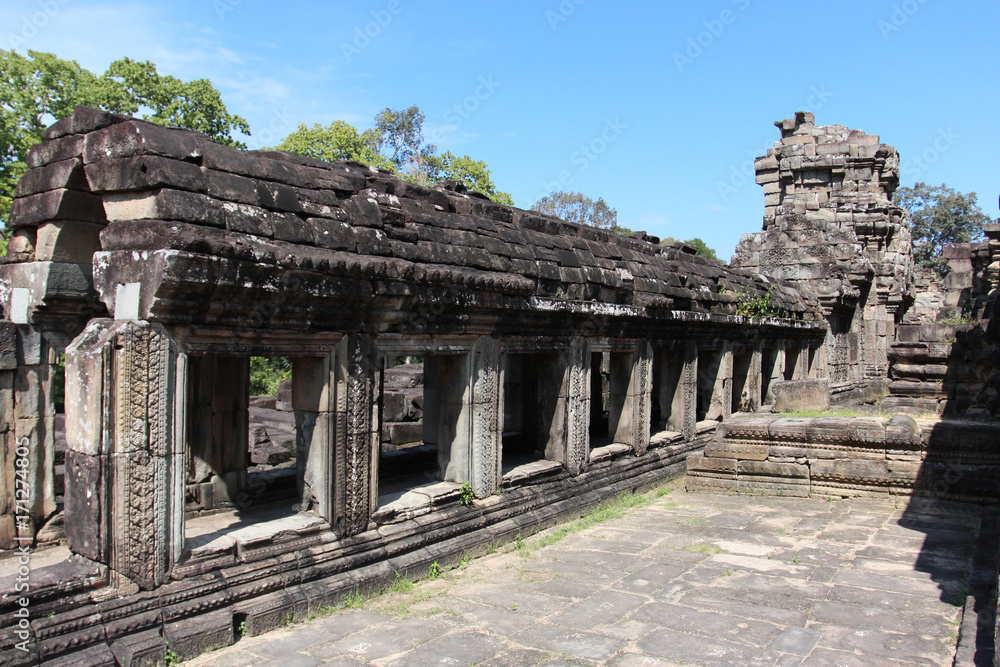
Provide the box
[732,112,913,400]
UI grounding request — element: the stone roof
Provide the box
[7,106,824,339]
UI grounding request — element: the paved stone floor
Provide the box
[187,481,981,666]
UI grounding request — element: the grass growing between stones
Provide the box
[682,542,724,555]
[522,484,673,555]
[250,479,681,630]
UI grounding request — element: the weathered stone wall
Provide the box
[0,106,825,540]
[733,112,913,402]
[688,413,1000,502]
[885,224,1000,416]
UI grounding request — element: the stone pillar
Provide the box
[589,352,605,431]
[469,337,504,498]
[10,326,57,538]
[720,344,734,420]
[609,342,652,455]
[334,334,380,536]
[293,352,336,527]
[608,352,630,442]
[564,337,591,475]
[732,345,762,414]
[681,344,697,440]
[654,349,682,433]
[698,346,729,421]
[0,322,18,548]
[432,338,504,498]
[64,320,185,591]
[750,344,763,412]
[187,356,249,508]
[796,344,810,380]
[774,343,787,385]
[811,342,827,379]
[430,354,469,483]
[523,341,590,476]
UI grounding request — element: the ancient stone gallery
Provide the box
[0,107,996,664]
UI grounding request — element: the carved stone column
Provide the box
[469,336,503,498]
[749,344,763,412]
[681,344,697,441]
[64,320,185,591]
[429,337,503,498]
[609,342,652,455]
[335,335,380,536]
[564,337,591,475]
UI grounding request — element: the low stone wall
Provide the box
[687,413,1000,502]
[0,436,702,665]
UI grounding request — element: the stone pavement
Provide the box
[186,481,983,666]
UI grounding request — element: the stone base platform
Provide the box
[0,436,707,665]
[687,413,1000,503]
[186,489,994,667]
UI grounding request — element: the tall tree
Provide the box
[364,105,430,170]
[895,183,995,275]
[532,191,632,234]
[0,50,249,228]
[276,105,513,205]
[273,121,394,170]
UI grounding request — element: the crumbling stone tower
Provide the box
[733,112,913,400]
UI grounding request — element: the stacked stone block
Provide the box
[380,364,424,449]
[687,412,1000,502]
[733,111,913,397]
[885,226,1000,416]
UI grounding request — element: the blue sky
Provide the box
[3,0,998,259]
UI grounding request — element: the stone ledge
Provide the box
[501,460,565,488]
[688,414,1000,502]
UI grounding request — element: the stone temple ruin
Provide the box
[0,107,996,664]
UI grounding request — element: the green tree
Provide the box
[0,50,250,228]
[659,236,720,261]
[365,105,428,170]
[895,182,995,275]
[249,357,291,396]
[424,151,514,206]
[532,191,632,235]
[683,237,719,261]
[272,121,394,170]
[277,105,513,205]
[95,57,250,146]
